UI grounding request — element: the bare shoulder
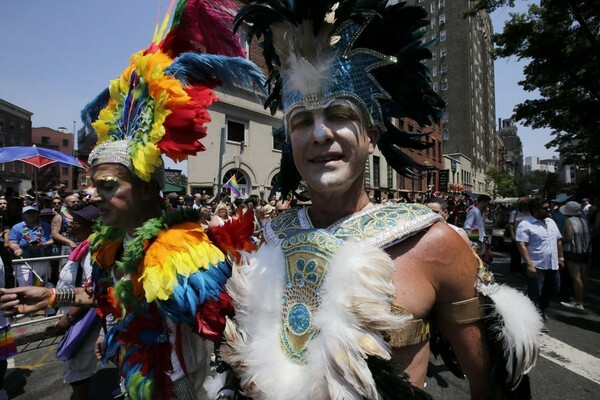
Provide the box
[389,222,478,309]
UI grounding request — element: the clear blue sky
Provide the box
[0,0,557,175]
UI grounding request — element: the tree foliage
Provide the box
[492,0,600,166]
[166,171,188,187]
[485,167,515,197]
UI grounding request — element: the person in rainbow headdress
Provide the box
[0,1,263,399]
[208,1,543,399]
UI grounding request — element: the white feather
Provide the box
[222,241,413,399]
[486,285,542,387]
[271,20,337,97]
[203,372,227,399]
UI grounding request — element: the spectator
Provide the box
[559,201,591,310]
[507,197,531,275]
[582,198,591,218]
[275,199,290,215]
[464,194,492,261]
[210,203,231,228]
[8,206,53,287]
[424,197,470,244]
[51,194,81,256]
[517,197,564,329]
[52,196,63,214]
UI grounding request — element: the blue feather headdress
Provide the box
[235,0,444,196]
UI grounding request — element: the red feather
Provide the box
[207,208,257,262]
[160,0,246,58]
[195,292,234,341]
[159,86,217,161]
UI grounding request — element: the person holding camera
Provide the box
[8,206,53,287]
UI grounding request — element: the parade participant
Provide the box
[211,2,542,399]
[0,1,263,399]
[52,205,101,400]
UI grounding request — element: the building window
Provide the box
[439,14,446,25]
[440,47,447,58]
[440,62,448,73]
[20,122,26,131]
[432,82,438,92]
[42,136,50,145]
[430,3,436,13]
[226,119,246,143]
[373,156,380,188]
[387,164,393,188]
[431,66,437,77]
[432,51,437,60]
[62,167,69,175]
[439,30,446,41]
[430,19,436,29]
[0,116,4,132]
[272,127,284,151]
[439,0,445,7]
[62,139,69,147]
[442,95,448,104]
[441,79,448,91]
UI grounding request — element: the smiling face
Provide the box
[90,164,145,232]
[288,99,378,196]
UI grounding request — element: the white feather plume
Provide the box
[486,285,542,388]
[271,20,337,98]
[222,241,413,399]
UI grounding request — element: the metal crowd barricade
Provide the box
[8,254,71,349]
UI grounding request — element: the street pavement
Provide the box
[4,249,599,399]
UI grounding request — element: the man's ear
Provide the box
[367,127,380,154]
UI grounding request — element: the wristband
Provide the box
[47,288,57,309]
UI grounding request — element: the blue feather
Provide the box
[80,87,110,136]
[165,53,266,97]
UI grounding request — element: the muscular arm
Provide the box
[390,222,493,398]
[51,214,76,248]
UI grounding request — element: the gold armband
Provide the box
[434,297,487,325]
[385,303,431,348]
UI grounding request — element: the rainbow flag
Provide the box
[28,268,45,287]
[224,175,241,197]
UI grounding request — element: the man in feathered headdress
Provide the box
[212,1,542,399]
[0,1,263,399]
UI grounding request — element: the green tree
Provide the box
[492,0,600,166]
[485,167,515,197]
[167,172,188,187]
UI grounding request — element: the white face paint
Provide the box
[288,98,378,195]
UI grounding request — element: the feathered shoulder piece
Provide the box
[236,0,444,179]
[83,0,266,184]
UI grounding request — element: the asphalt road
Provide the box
[4,249,600,399]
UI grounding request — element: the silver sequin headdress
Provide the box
[236,0,445,196]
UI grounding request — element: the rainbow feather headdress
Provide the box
[235,0,445,196]
[83,0,265,185]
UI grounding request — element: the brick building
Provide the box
[0,98,33,195]
[31,127,76,192]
